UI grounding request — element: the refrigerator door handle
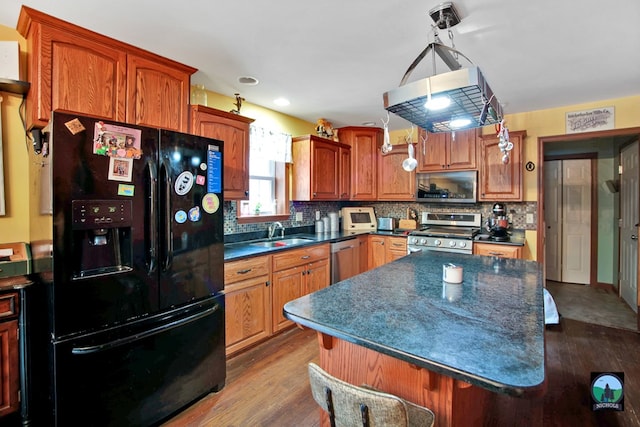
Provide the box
[160,159,173,271]
[148,159,158,274]
[71,303,221,355]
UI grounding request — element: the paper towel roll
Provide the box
[328,212,339,232]
[322,217,330,233]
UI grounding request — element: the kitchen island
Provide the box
[284,250,545,426]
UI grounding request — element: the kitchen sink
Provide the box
[249,238,315,248]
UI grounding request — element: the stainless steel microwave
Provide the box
[416,171,477,203]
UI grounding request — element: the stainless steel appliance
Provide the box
[416,171,477,203]
[377,217,396,231]
[330,237,359,284]
[485,202,511,241]
[32,111,226,426]
[407,212,481,254]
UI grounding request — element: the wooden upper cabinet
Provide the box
[478,130,525,201]
[339,146,351,200]
[17,6,196,131]
[291,135,350,201]
[417,128,477,171]
[126,54,191,132]
[377,144,416,201]
[191,106,254,200]
[339,127,382,201]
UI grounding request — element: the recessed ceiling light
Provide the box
[238,76,259,85]
[273,98,290,106]
[362,121,376,126]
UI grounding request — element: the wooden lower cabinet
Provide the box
[473,243,523,259]
[358,236,369,274]
[368,235,386,270]
[224,256,272,356]
[0,318,19,418]
[271,244,330,333]
[385,236,408,263]
[369,235,408,269]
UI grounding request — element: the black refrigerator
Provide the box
[35,111,226,426]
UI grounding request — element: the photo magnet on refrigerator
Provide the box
[201,193,220,214]
[174,210,187,224]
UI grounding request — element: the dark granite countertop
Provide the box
[474,229,526,246]
[283,250,545,397]
[224,230,402,261]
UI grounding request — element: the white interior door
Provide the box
[544,160,562,281]
[620,141,638,313]
[561,159,592,284]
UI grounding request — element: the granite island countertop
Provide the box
[283,250,545,397]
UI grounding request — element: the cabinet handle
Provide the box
[301,255,311,259]
[245,190,249,196]
[237,268,252,274]
[302,271,306,276]
[488,252,505,256]
[265,281,270,286]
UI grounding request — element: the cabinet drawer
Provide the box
[272,244,330,271]
[473,243,522,259]
[225,256,271,284]
[0,292,19,319]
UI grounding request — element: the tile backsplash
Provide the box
[224,200,537,238]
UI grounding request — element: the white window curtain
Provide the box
[249,124,292,163]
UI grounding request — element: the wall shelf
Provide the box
[0,78,30,95]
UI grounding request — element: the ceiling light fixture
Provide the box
[238,76,259,85]
[383,2,503,133]
[273,97,290,106]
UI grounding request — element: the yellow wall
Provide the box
[2,19,640,250]
[0,25,31,244]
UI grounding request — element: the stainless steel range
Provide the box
[408,212,481,254]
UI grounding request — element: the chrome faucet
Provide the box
[268,222,285,240]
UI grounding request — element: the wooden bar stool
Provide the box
[308,362,435,427]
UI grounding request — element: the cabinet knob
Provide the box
[245,190,249,196]
[265,281,270,286]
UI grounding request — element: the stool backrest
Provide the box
[308,362,434,427]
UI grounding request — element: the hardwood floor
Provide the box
[164,320,640,426]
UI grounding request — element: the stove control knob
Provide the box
[458,241,467,248]
[409,237,418,245]
[434,239,441,246]
[449,241,456,248]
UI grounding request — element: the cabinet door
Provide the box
[0,319,19,418]
[272,266,304,332]
[358,236,369,274]
[473,243,523,259]
[37,27,127,126]
[377,144,416,201]
[341,127,381,200]
[479,131,525,201]
[417,129,477,171]
[385,237,408,263]
[339,147,351,200]
[368,235,386,269]
[126,54,191,132]
[312,141,341,199]
[225,275,271,355]
[417,130,448,171]
[305,258,330,294]
[191,106,254,200]
[448,129,477,170]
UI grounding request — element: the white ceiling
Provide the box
[2,0,639,130]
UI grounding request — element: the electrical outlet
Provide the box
[526,213,534,224]
[295,212,303,222]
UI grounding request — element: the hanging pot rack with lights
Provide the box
[383,2,504,133]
